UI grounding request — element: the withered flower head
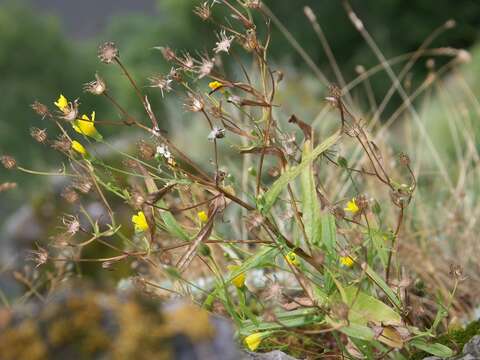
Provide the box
[168,67,182,82]
[98,41,119,64]
[51,135,72,152]
[243,29,259,52]
[148,74,172,98]
[158,46,176,62]
[83,73,107,95]
[62,214,81,235]
[55,97,79,122]
[184,92,204,112]
[137,140,156,160]
[193,1,210,21]
[197,53,214,79]
[245,0,262,9]
[214,30,235,54]
[208,127,225,141]
[399,152,410,166]
[61,187,79,204]
[27,245,49,268]
[1,155,16,169]
[73,179,93,194]
[31,100,49,119]
[179,52,194,70]
[30,127,48,143]
[0,182,17,192]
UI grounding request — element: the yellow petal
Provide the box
[208,81,223,90]
[197,210,209,223]
[340,256,354,267]
[71,140,87,155]
[285,251,300,267]
[227,265,246,288]
[244,333,263,351]
[73,119,97,137]
[344,198,359,214]
[132,211,149,232]
[54,94,68,111]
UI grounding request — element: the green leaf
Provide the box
[300,139,322,246]
[239,308,323,335]
[158,200,190,241]
[321,213,337,255]
[410,339,454,357]
[227,246,278,284]
[343,287,402,325]
[262,132,340,214]
[362,263,402,309]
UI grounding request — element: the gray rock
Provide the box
[242,350,298,360]
[423,335,480,360]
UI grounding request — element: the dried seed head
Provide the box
[355,194,369,212]
[26,245,48,268]
[98,41,119,64]
[243,29,259,52]
[62,214,81,235]
[1,155,16,169]
[245,0,261,9]
[449,264,466,282]
[179,52,194,70]
[193,2,211,21]
[51,135,72,152]
[31,100,49,119]
[148,74,172,98]
[131,190,146,210]
[158,46,176,62]
[73,179,93,194]
[137,140,156,160]
[30,127,48,143]
[208,127,225,141]
[0,182,17,192]
[184,92,204,112]
[399,152,410,166]
[169,67,182,82]
[214,30,235,54]
[197,54,214,79]
[57,98,79,122]
[83,73,107,95]
[61,187,79,203]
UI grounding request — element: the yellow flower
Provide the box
[71,140,87,155]
[197,210,209,223]
[132,211,149,232]
[285,251,300,267]
[54,94,69,112]
[73,111,103,141]
[340,256,354,267]
[227,265,246,288]
[344,198,359,214]
[208,81,223,92]
[244,332,263,351]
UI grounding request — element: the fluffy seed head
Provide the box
[98,41,119,64]
[1,155,16,169]
[30,127,48,143]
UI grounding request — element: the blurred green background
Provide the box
[0,0,479,262]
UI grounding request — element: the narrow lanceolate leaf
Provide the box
[301,139,322,246]
[410,340,454,358]
[176,207,217,273]
[321,213,336,255]
[362,263,402,309]
[262,132,340,214]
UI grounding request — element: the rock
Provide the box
[242,350,298,359]
[423,335,480,360]
[0,286,243,360]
